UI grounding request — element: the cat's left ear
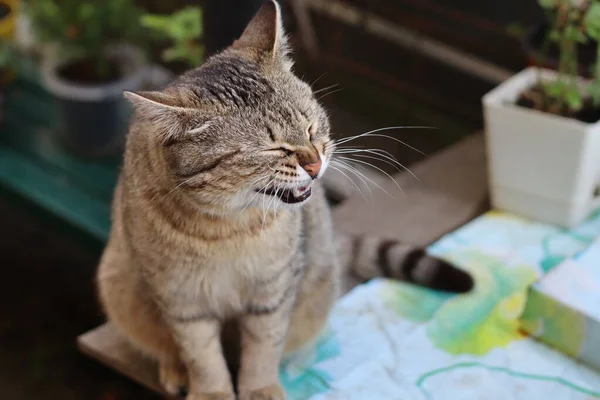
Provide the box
[124,91,197,143]
[232,0,291,65]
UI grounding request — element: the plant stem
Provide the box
[557,33,571,110]
[557,1,577,111]
[596,41,600,81]
[537,9,556,88]
[593,40,600,107]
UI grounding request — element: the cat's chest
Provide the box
[202,228,298,270]
[168,222,301,316]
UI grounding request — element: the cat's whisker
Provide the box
[330,160,374,200]
[334,147,394,159]
[273,184,284,219]
[337,156,404,197]
[329,163,369,203]
[159,176,197,202]
[335,126,435,156]
[236,180,271,219]
[334,149,420,182]
[332,145,364,152]
[346,153,406,176]
[335,125,436,144]
[342,133,428,157]
[312,83,338,95]
[262,181,281,230]
[259,178,276,224]
[267,183,282,223]
[310,72,329,88]
[316,88,343,101]
[333,159,394,198]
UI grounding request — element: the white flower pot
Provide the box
[483,67,600,228]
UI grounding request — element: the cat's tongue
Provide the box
[292,186,309,197]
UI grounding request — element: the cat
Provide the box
[96,2,473,399]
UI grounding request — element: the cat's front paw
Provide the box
[186,392,235,400]
[159,360,188,397]
[238,384,286,400]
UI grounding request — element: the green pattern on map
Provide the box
[384,251,537,355]
[279,211,600,399]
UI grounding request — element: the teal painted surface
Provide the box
[0,147,111,241]
[280,331,341,400]
[0,70,118,242]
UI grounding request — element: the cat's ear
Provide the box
[124,91,195,142]
[233,0,291,64]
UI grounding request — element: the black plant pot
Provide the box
[55,96,130,156]
[522,22,598,78]
[42,45,146,158]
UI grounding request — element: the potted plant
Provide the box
[484,0,600,228]
[0,0,20,124]
[26,0,149,157]
[141,6,204,74]
[516,0,598,78]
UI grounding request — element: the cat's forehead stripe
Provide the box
[175,56,275,109]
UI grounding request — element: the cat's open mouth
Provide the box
[257,185,312,204]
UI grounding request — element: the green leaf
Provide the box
[25,0,146,64]
[549,29,561,42]
[140,14,169,31]
[79,4,94,20]
[162,46,188,62]
[565,87,584,110]
[589,81,600,107]
[538,0,557,9]
[576,30,588,43]
[544,81,567,98]
[585,3,600,40]
[166,8,203,40]
[564,25,585,42]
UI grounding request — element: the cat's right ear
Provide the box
[232,0,291,65]
[124,91,194,142]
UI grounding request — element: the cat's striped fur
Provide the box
[96,2,473,400]
[339,235,472,292]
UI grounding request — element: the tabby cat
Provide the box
[96,2,473,399]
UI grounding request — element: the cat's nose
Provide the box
[301,157,322,179]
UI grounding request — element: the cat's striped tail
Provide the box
[337,234,474,293]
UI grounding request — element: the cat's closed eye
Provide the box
[273,147,294,156]
[308,122,318,138]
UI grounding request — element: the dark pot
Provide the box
[42,45,146,158]
[55,96,130,156]
[522,22,598,78]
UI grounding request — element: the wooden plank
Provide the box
[77,324,168,397]
[78,132,489,395]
